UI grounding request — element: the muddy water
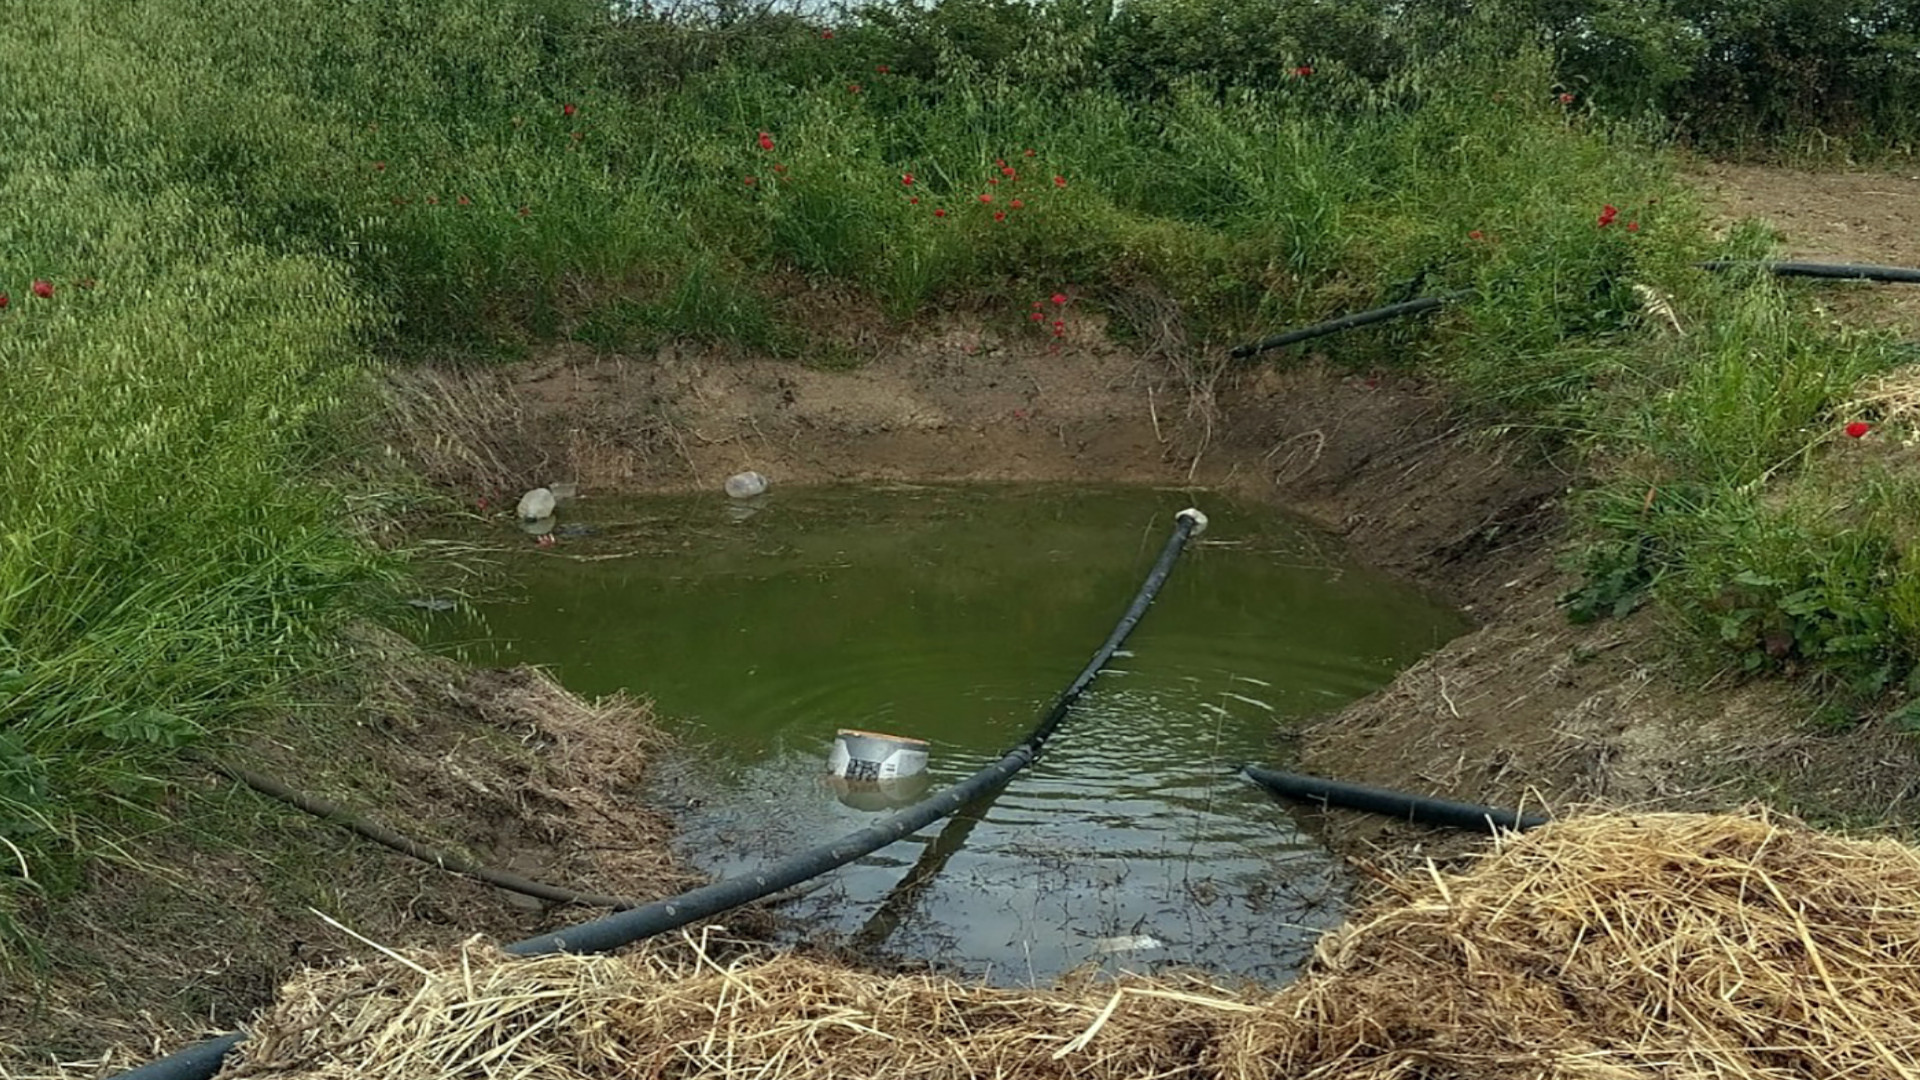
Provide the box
[435,484,1467,985]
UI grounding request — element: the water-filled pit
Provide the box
[432,484,1467,985]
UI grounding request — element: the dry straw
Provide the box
[222,810,1920,1080]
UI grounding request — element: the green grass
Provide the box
[3,0,1918,954]
[1552,253,1920,697]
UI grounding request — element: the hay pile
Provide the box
[1241,811,1920,1079]
[230,811,1920,1080]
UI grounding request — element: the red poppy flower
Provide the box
[1294,65,1313,77]
[1052,175,1066,188]
[994,211,1006,222]
[1846,421,1873,438]
[820,29,833,38]
[563,103,577,117]
[1001,166,1016,178]
[909,196,920,204]
[902,172,914,185]
[744,176,757,185]
[1558,92,1575,105]
[1053,319,1064,329]
[757,131,775,151]
[934,208,947,218]
[1024,148,1036,157]
[1009,198,1024,209]
[1468,229,1484,240]
[31,279,53,299]
[848,83,861,94]
[1597,204,1619,227]
[978,193,993,203]
[1032,300,1043,309]
[996,158,1006,167]
[1051,293,1067,305]
[0,294,8,309]
[876,64,890,74]
[457,195,471,206]
[1627,220,1640,233]
[988,177,999,185]
[1030,312,1044,322]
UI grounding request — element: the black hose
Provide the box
[1242,765,1548,834]
[215,762,643,911]
[1229,290,1475,359]
[111,1034,246,1080]
[111,508,1207,1080]
[1698,260,1920,284]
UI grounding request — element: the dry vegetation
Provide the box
[60,809,1909,1080]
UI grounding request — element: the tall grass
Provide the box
[0,16,408,949]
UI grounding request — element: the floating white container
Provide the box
[827,728,929,783]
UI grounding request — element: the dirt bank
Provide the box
[391,317,1558,610]
[0,635,690,1076]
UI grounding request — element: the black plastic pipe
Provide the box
[111,508,1207,1080]
[1242,765,1548,834]
[1698,260,1920,284]
[1229,290,1475,359]
[1229,260,1920,363]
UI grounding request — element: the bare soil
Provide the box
[1686,160,1920,335]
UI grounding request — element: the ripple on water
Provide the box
[436,484,1466,986]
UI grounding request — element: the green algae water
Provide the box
[432,484,1467,984]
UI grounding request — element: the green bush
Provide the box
[1520,0,1920,154]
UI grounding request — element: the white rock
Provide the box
[725,471,769,499]
[517,487,556,522]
